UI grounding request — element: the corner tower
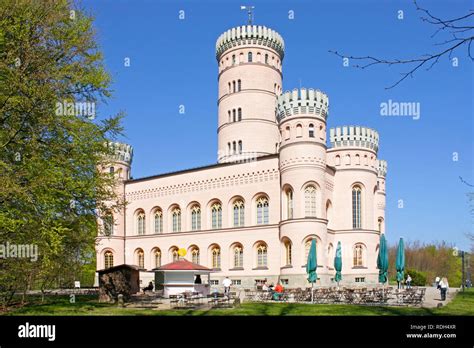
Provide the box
[216,25,284,163]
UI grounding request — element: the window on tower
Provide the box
[232,54,236,65]
[309,124,315,138]
[238,140,242,153]
[238,108,242,121]
[232,141,236,154]
[248,52,253,62]
[237,79,241,91]
[265,54,269,64]
[352,185,362,229]
[232,109,236,122]
[232,81,236,93]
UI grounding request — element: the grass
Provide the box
[3,289,473,316]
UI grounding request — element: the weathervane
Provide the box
[240,5,255,25]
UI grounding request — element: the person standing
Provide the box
[222,276,232,297]
[406,274,412,289]
[435,276,440,289]
[439,277,449,301]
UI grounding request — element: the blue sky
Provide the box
[83,0,473,249]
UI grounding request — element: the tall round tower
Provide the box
[277,88,330,286]
[216,25,284,163]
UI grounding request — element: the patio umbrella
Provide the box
[306,239,317,303]
[334,241,342,288]
[396,237,405,290]
[377,233,389,284]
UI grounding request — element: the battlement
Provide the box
[329,126,379,153]
[377,159,387,177]
[276,88,329,122]
[107,141,133,165]
[216,25,285,60]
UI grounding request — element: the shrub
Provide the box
[405,268,427,286]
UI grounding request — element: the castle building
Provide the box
[96,24,388,288]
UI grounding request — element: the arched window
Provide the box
[104,251,113,269]
[137,249,144,269]
[211,246,221,269]
[109,166,114,174]
[191,247,200,264]
[232,109,236,122]
[172,208,181,232]
[211,203,222,229]
[191,205,201,231]
[233,200,245,227]
[309,124,315,138]
[296,124,303,137]
[248,52,253,62]
[304,185,317,217]
[227,142,231,153]
[256,243,267,268]
[137,212,145,235]
[232,81,236,93]
[256,196,269,224]
[355,154,361,165]
[228,82,231,94]
[286,188,293,219]
[237,79,241,91]
[285,126,290,140]
[238,140,242,154]
[154,249,161,268]
[378,217,384,233]
[154,210,163,234]
[170,247,179,262]
[353,244,364,267]
[335,155,341,166]
[103,213,113,236]
[238,108,242,121]
[228,110,231,123]
[285,241,292,266]
[232,141,236,154]
[265,54,269,64]
[233,245,243,268]
[232,54,236,65]
[352,186,362,229]
[304,240,312,262]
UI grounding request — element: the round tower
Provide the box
[277,88,330,286]
[216,25,284,163]
[104,141,133,181]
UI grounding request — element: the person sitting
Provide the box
[268,283,274,292]
[262,281,269,292]
[273,283,284,301]
[142,281,154,293]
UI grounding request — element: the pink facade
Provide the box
[96,25,388,289]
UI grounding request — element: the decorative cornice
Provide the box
[329,126,379,153]
[277,88,329,122]
[216,25,285,60]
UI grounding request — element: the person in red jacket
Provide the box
[273,283,284,300]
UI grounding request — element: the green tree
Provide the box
[0,0,124,307]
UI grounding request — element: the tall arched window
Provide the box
[286,189,293,219]
[233,200,245,227]
[237,79,241,91]
[352,186,362,229]
[309,124,315,138]
[228,82,231,94]
[233,245,243,268]
[211,203,222,229]
[191,205,201,231]
[304,185,317,217]
[137,212,145,235]
[232,109,236,122]
[353,244,364,267]
[172,208,181,232]
[378,217,384,233]
[211,246,221,269]
[154,249,161,268]
[304,240,312,262]
[154,210,163,234]
[238,140,242,154]
[232,141,236,154]
[191,247,200,264]
[137,249,144,269]
[228,110,231,123]
[248,52,253,62]
[232,81,236,92]
[103,213,113,236]
[296,124,303,137]
[285,241,292,266]
[265,54,269,64]
[232,54,236,65]
[256,243,267,268]
[104,251,113,269]
[256,196,269,224]
[237,108,242,121]
[171,247,179,262]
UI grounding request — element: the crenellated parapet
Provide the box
[216,25,285,60]
[276,88,329,122]
[107,141,133,165]
[329,126,379,153]
[377,159,387,177]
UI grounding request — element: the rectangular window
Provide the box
[355,277,365,283]
[231,280,241,286]
[280,279,289,285]
[210,280,219,285]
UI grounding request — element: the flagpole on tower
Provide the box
[240,5,255,25]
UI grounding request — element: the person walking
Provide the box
[222,276,232,297]
[439,277,449,301]
[435,276,440,289]
[406,274,412,289]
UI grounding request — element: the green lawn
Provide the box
[3,289,473,316]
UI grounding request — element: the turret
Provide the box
[216,25,284,163]
[104,141,133,181]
